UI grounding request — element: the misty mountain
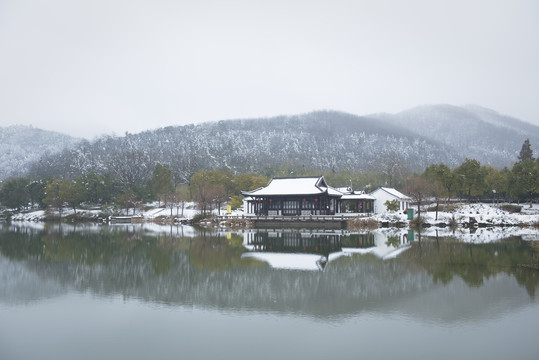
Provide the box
[23,111,455,184]
[6,106,536,184]
[372,104,539,167]
[0,126,80,181]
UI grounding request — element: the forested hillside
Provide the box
[373,104,539,167]
[4,106,536,187]
[26,111,456,186]
[2,107,537,212]
[0,126,80,180]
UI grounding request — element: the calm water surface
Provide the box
[1,223,538,360]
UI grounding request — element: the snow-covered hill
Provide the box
[372,104,539,167]
[5,105,537,183]
[26,111,457,183]
[0,125,80,181]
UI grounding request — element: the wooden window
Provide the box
[269,199,280,210]
[283,200,299,215]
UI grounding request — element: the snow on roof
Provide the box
[340,193,376,200]
[371,187,411,200]
[335,186,353,193]
[243,176,341,197]
[327,186,344,196]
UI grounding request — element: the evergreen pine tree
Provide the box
[518,139,534,162]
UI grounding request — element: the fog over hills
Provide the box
[23,111,456,183]
[0,126,80,181]
[1,105,536,182]
[372,104,539,167]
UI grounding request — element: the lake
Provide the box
[1,223,538,360]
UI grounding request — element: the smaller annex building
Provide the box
[242,176,375,216]
[337,186,376,214]
[370,187,411,214]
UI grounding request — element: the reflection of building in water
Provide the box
[242,229,411,271]
[242,230,378,271]
[244,231,376,255]
[247,231,342,256]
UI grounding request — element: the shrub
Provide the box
[1,210,12,221]
[229,195,243,210]
[384,199,399,211]
[347,217,379,230]
[192,212,213,224]
[448,214,459,229]
[409,216,424,229]
[427,204,459,212]
[500,204,522,213]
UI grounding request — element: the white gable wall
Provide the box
[371,188,410,214]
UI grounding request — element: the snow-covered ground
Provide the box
[9,202,205,222]
[10,209,46,222]
[7,202,539,230]
[10,208,103,221]
[372,203,539,227]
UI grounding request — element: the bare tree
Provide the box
[175,185,190,217]
[405,175,431,218]
[208,184,228,216]
[377,147,408,188]
[106,150,152,192]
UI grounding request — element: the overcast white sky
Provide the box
[1,0,538,139]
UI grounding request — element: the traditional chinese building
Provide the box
[337,187,376,214]
[242,176,375,216]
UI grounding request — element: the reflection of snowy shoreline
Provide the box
[420,226,539,242]
[240,224,539,271]
[4,220,537,246]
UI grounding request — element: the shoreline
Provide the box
[3,202,538,229]
[4,212,538,230]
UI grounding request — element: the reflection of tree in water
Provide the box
[2,226,539,319]
[0,226,255,277]
[0,226,185,276]
[385,235,400,248]
[402,236,539,297]
[189,232,247,271]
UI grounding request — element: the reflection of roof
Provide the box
[241,252,328,271]
[370,187,411,200]
[242,176,342,197]
[342,243,411,259]
[241,245,411,271]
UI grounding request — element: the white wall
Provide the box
[373,190,392,214]
[243,198,253,215]
[371,189,408,214]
